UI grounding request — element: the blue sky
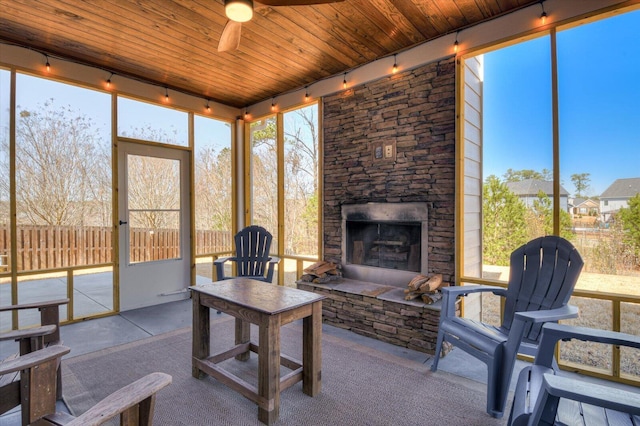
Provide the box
[483,8,640,197]
[2,73,230,154]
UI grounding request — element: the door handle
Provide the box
[119,220,128,225]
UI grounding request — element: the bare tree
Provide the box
[127,154,181,229]
[9,100,110,226]
[284,106,319,190]
[194,145,232,231]
[250,118,279,236]
[283,105,319,255]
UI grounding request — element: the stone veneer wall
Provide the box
[303,56,457,354]
[322,56,456,282]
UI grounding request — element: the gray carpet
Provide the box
[61,317,507,425]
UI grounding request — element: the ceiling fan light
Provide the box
[225,0,253,23]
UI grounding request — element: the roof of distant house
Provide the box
[573,198,599,208]
[600,177,640,199]
[572,197,586,206]
[506,179,569,196]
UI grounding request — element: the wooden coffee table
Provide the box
[191,278,325,425]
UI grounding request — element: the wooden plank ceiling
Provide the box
[0,0,539,108]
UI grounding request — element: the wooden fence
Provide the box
[0,226,232,272]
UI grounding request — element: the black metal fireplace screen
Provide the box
[345,222,421,272]
[341,202,428,276]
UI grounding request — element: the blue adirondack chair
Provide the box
[509,322,640,425]
[431,236,584,418]
[214,225,280,283]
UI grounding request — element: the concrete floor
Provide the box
[5,296,638,425]
[2,296,517,425]
[3,276,638,425]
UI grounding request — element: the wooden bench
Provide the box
[508,323,640,425]
[0,345,172,425]
[0,299,69,402]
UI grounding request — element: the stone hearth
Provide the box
[297,278,454,355]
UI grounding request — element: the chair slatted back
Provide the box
[502,236,584,342]
[235,225,273,278]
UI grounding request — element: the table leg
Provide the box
[235,317,251,361]
[192,292,210,379]
[302,300,322,396]
[258,314,280,425]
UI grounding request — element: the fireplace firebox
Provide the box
[341,202,428,287]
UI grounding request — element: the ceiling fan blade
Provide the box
[257,0,344,6]
[218,21,243,52]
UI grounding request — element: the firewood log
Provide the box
[303,261,326,274]
[404,291,423,301]
[418,274,443,292]
[421,292,443,304]
[313,262,339,275]
[407,274,430,291]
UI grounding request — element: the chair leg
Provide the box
[486,354,507,418]
[56,365,63,400]
[430,332,445,371]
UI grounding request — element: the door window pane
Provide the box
[127,154,181,263]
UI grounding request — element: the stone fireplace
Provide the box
[342,202,428,287]
[297,56,457,354]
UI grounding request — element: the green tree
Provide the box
[571,173,591,198]
[483,175,529,265]
[503,168,551,182]
[617,193,640,262]
[529,190,575,240]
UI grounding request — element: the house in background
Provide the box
[506,179,569,212]
[600,177,640,223]
[569,198,600,228]
[570,198,600,217]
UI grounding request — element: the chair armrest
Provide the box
[441,284,507,297]
[534,322,640,368]
[213,256,236,265]
[513,305,579,324]
[65,372,172,426]
[0,299,69,312]
[529,373,640,423]
[541,322,640,347]
[264,256,281,283]
[0,345,70,375]
[505,306,579,363]
[440,285,507,319]
[0,324,56,343]
[214,257,237,281]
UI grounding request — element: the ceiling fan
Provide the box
[218,0,344,52]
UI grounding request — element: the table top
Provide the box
[191,278,325,315]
